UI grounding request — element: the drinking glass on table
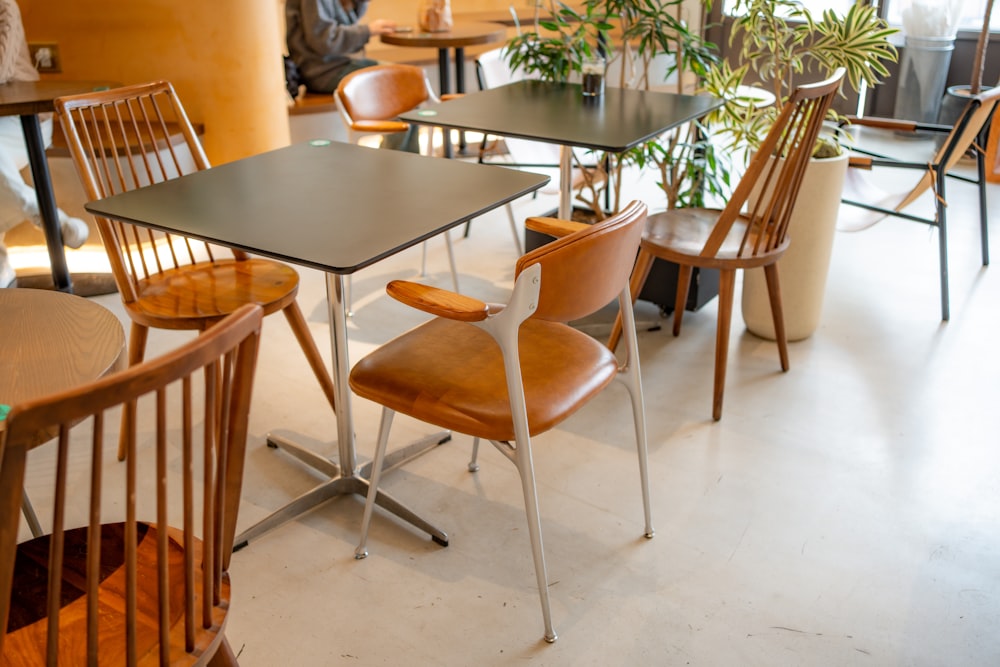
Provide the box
[581,54,605,97]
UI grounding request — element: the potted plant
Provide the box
[505,0,731,313]
[701,0,898,340]
[505,0,725,219]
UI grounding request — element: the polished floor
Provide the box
[59,156,1000,664]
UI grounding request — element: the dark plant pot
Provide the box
[525,207,719,314]
[938,85,975,126]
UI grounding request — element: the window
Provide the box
[886,0,999,33]
[723,0,998,32]
[722,0,857,16]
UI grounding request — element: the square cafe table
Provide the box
[85,139,548,548]
[400,79,723,219]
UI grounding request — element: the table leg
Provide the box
[233,272,450,550]
[20,114,72,293]
[455,47,468,153]
[438,47,454,158]
[558,145,573,220]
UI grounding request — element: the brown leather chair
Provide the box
[335,64,460,299]
[609,70,845,421]
[53,81,337,460]
[351,200,654,643]
[0,303,263,666]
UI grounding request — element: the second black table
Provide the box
[401,79,723,219]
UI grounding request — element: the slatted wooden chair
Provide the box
[53,81,336,460]
[351,201,653,643]
[608,70,844,420]
[0,303,263,666]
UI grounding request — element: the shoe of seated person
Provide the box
[0,248,16,288]
[59,215,89,249]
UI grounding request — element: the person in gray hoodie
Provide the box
[286,0,397,94]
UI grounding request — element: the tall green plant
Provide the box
[702,0,898,156]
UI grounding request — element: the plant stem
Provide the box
[970,0,994,95]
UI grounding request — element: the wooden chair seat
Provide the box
[127,258,299,330]
[54,81,337,461]
[609,71,845,420]
[351,317,619,441]
[0,304,263,667]
[640,208,790,269]
[3,525,226,666]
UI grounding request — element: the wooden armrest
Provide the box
[386,280,490,322]
[845,115,918,132]
[351,120,410,133]
[848,156,873,169]
[441,93,463,102]
[525,216,590,238]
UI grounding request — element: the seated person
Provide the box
[285,0,419,153]
[285,0,397,94]
[0,0,88,287]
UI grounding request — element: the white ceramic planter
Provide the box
[741,151,849,341]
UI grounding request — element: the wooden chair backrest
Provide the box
[335,64,431,122]
[705,69,845,260]
[54,81,241,308]
[516,200,647,323]
[0,304,263,665]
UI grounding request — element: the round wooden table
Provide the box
[381,22,506,156]
[0,288,125,535]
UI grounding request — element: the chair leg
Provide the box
[515,437,557,643]
[616,290,654,538]
[763,263,789,372]
[977,143,990,266]
[468,437,481,472]
[607,248,655,352]
[117,321,149,461]
[346,273,354,318]
[355,408,396,559]
[936,172,950,321]
[207,637,239,667]
[712,269,736,421]
[282,301,338,413]
[443,230,460,292]
[672,264,693,337]
[506,203,523,255]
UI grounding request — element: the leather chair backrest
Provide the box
[516,200,647,323]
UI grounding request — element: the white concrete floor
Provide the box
[66,151,1000,665]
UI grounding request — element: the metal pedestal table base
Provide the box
[233,430,452,550]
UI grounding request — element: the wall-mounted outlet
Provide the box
[28,42,61,73]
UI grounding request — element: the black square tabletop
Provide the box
[401,79,723,152]
[85,140,549,274]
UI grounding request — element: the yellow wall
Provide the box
[19,0,290,165]
[17,0,705,164]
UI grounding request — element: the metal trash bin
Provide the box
[893,35,955,123]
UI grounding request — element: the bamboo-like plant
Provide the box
[702,0,898,158]
[504,0,726,218]
[970,0,994,95]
